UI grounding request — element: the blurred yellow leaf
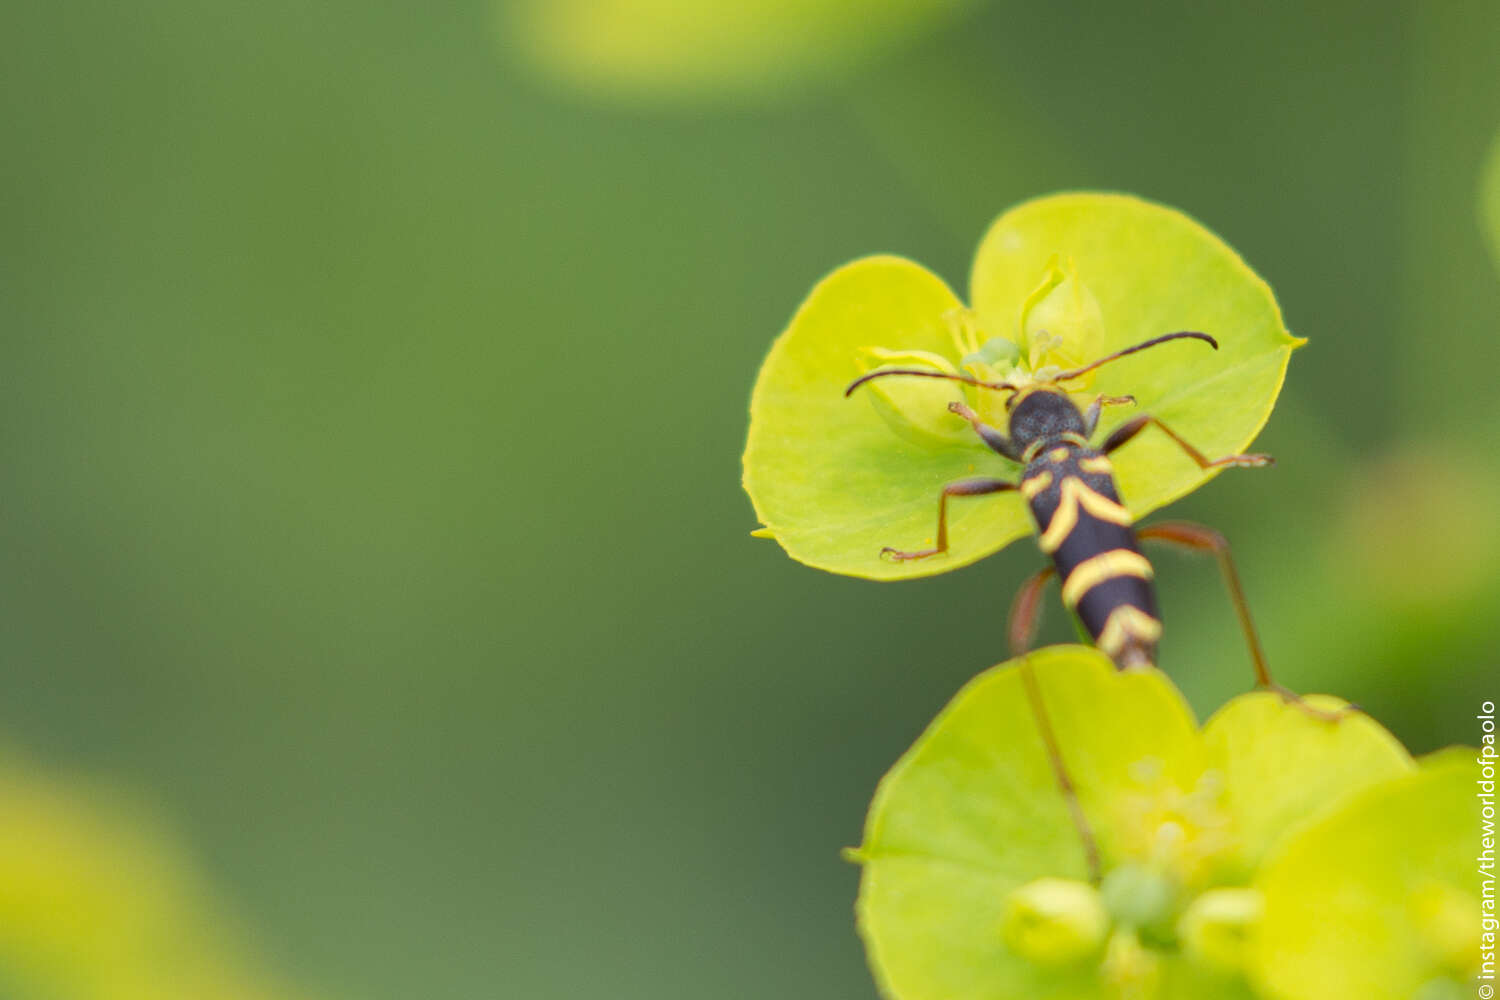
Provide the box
[503,0,984,104]
[0,752,313,1000]
[1326,441,1500,615]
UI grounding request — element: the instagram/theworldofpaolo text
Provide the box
[1479,700,1495,993]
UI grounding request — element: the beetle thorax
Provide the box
[1008,388,1087,454]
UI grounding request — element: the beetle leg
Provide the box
[881,477,1017,561]
[1007,565,1056,657]
[1081,394,1136,436]
[1139,520,1354,723]
[947,401,1022,461]
[1100,414,1272,468]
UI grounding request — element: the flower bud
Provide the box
[1018,255,1106,385]
[1178,887,1262,972]
[1001,877,1109,965]
[1100,927,1163,998]
[854,347,970,448]
[1410,880,1480,975]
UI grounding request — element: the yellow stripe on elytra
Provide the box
[1078,455,1113,474]
[1037,477,1134,553]
[1061,549,1154,607]
[1020,470,1053,500]
[1095,605,1163,657]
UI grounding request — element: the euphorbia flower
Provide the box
[848,646,1416,1000]
[743,193,1302,580]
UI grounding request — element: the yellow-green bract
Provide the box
[1483,132,1500,274]
[849,646,1468,1000]
[743,192,1302,580]
[1253,750,1484,1000]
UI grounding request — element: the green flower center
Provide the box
[855,256,1108,447]
[1002,762,1262,996]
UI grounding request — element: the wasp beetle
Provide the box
[847,331,1346,879]
[846,331,1306,696]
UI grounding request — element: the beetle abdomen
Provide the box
[1021,446,1161,669]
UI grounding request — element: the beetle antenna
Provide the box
[845,368,1019,398]
[1050,331,1218,383]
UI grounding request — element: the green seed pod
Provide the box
[1100,863,1179,947]
[1000,877,1109,965]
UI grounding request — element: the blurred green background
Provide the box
[1,1,1497,997]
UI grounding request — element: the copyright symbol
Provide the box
[1478,985,1493,999]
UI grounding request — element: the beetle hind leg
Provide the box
[1139,520,1355,723]
[1006,565,1056,656]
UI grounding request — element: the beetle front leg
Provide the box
[1081,394,1136,436]
[947,401,1022,461]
